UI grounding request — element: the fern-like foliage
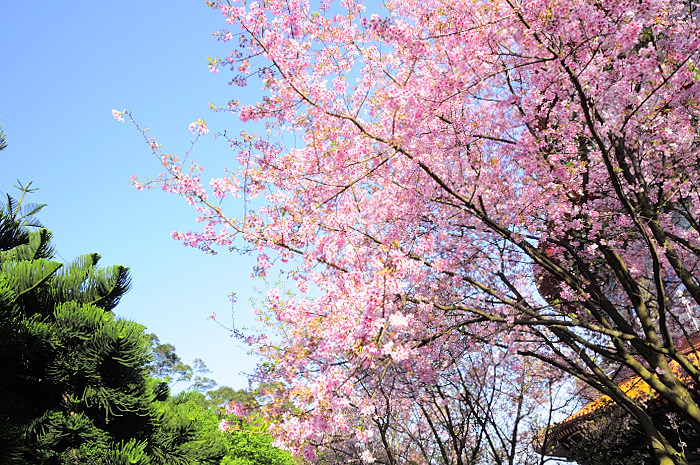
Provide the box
[0,181,45,252]
[0,119,7,152]
[0,229,55,262]
[0,187,226,464]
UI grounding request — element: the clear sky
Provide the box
[1,0,266,390]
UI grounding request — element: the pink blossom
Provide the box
[127,0,700,462]
[111,109,125,123]
[360,450,376,463]
[188,118,209,135]
[388,312,410,328]
[218,419,231,433]
[225,401,247,417]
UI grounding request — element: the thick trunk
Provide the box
[635,407,687,465]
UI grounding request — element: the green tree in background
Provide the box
[0,175,294,465]
[216,390,297,465]
[219,417,297,465]
[146,336,297,465]
[202,386,245,410]
[149,390,230,465]
[146,334,195,385]
[147,336,298,464]
[0,183,226,464]
[146,334,216,393]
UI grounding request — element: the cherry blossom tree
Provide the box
[231,340,562,465]
[122,0,700,463]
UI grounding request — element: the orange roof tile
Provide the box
[542,338,700,452]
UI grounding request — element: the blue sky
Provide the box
[0,0,266,390]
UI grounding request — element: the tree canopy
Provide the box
[124,0,700,463]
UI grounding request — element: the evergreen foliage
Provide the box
[145,332,298,465]
[149,390,229,465]
[0,183,226,464]
[0,180,294,464]
[0,119,7,151]
[145,335,297,464]
[215,389,298,465]
[219,418,297,465]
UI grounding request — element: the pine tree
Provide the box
[0,184,226,464]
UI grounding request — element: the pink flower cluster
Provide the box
[188,118,209,135]
[111,109,125,123]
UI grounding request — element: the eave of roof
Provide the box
[540,336,700,456]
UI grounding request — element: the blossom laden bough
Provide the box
[124,0,700,463]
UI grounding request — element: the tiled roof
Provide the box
[541,337,700,454]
